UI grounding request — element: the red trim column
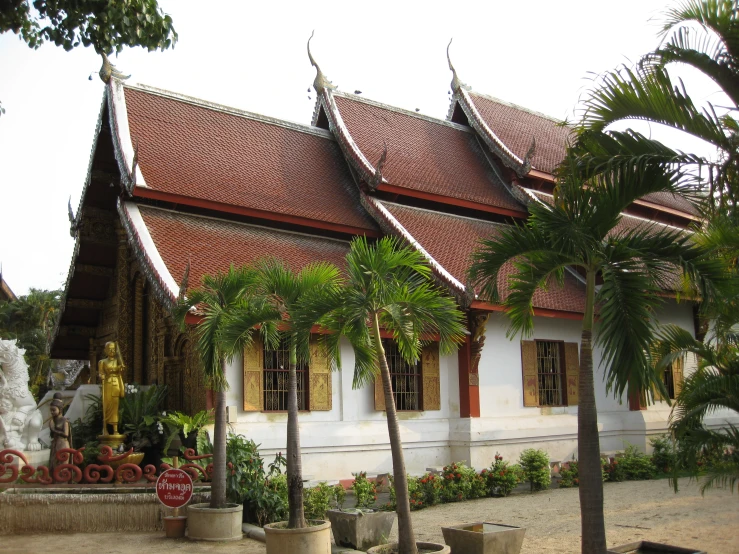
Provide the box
[458,336,480,417]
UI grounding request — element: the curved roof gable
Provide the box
[113,84,378,234]
[319,91,525,215]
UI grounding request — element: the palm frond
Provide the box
[578,65,729,148]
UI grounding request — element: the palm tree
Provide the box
[468,155,726,554]
[220,259,342,529]
[576,0,739,215]
[318,236,466,554]
[651,218,739,493]
[174,265,257,509]
[652,309,739,493]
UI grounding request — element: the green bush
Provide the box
[304,482,333,519]
[558,456,608,487]
[416,472,442,506]
[518,448,551,492]
[481,453,522,497]
[439,461,475,502]
[332,483,346,510]
[650,435,677,474]
[352,471,377,509]
[609,444,657,481]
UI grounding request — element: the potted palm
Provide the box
[174,266,257,541]
[322,236,465,554]
[220,259,342,553]
[326,472,396,551]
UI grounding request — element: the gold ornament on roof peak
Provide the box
[308,31,336,93]
[99,53,131,84]
[447,39,471,93]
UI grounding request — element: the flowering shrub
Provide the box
[559,457,608,487]
[416,472,442,506]
[352,471,378,509]
[439,461,484,502]
[481,453,522,496]
[518,448,551,492]
[650,435,677,474]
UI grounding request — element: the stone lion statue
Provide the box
[0,338,43,451]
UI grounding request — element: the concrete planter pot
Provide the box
[607,541,706,554]
[263,519,331,554]
[367,541,451,554]
[441,522,525,554]
[326,509,396,550]
[187,503,243,541]
[162,515,187,538]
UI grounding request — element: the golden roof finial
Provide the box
[447,39,470,93]
[308,31,336,93]
[99,53,130,84]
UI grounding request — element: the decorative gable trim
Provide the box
[107,80,148,192]
[118,200,179,307]
[360,193,467,298]
[317,89,381,187]
[450,91,530,178]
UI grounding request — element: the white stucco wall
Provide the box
[220,299,736,481]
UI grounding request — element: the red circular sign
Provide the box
[156,468,193,509]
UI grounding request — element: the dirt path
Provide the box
[3,479,737,553]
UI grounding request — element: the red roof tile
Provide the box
[468,93,571,175]
[137,205,350,292]
[332,94,523,212]
[123,86,378,232]
[378,201,586,313]
[639,191,699,216]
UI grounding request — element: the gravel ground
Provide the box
[3,479,737,553]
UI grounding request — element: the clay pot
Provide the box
[163,515,187,538]
[326,509,396,551]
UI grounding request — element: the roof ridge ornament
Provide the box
[447,39,471,93]
[523,138,536,171]
[99,53,131,84]
[308,31,336,93]
[368,143,388,190]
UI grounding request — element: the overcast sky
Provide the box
[0,0,724,296]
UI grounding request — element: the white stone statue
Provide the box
[0,339,44,451]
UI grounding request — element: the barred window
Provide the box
[382,339,421,411]
[263,337,308,411]
[536,341,565,407]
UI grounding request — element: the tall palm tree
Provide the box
[318,236,465,554]
[174,265,257,509]
[468,156,726,554]
[576,0,739,215]
[220,259,342,529]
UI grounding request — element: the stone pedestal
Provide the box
[5,449,50,469]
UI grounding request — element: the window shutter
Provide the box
[521,341,539,407]
[672,357,684,397]
[421,343,441,411]
[309,336,332,411]
[563,342,580,406]
[243,335,263,411]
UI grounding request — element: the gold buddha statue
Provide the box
[97,341,126,448]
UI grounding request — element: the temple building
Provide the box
[50,52,712,479]
[0,274,16,302]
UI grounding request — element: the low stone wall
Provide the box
[0,488,210,534]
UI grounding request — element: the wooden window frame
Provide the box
[535,340,567,407]
[262,336,310,413]
[383,338,423,411]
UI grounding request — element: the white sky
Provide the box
[0,0,725,296]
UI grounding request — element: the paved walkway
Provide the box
[3,479,737,553]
